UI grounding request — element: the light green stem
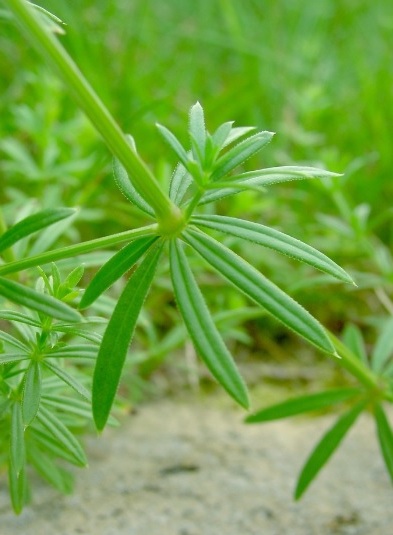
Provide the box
[0,224,158,276]
[5,0,180,225]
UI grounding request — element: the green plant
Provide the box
[246,318,393,498]
[1,0,392,515]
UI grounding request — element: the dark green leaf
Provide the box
[374,404,393,483]
[29,426,84,466]
[170,239,249,409]
[36,405,87,466]
[246,388,360,423]
[0,208,76,253]
[183,228,335,354]
[0,277,81,322]
[192,215,354,284]
[211,131,274,181]
[22,360,42,426]
[93,241,163,430]
[79,236,157,309]
[295,400,366,499]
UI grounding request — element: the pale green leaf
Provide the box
[192,215,354,284]
[170,239,249,409]
[211,131,274,181]
[341,324,368,364]
[8,464,27,515]
[169,163,193,205]
[45,344,98,360]
[183,228,335,354]
[10,402,25,476]
[371,317,393,373]
[42,360,91,400]
[189,102,206,160]
[93,241,163,430]
[156,123,190,169]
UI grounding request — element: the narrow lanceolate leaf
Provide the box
[189,102,206,160]
[46,344,98,360]
[0,353,30,364]
[211,131,274,181]
[295,400,366,499]
[169,163,193,205]
[0,310,42,328]
[245,388,360,423]
[37,405,87,466]
[0,330,30,352]
[22,360,42,426]
[170,239,249,409]
[342,324,368,365]
[10,402,25,477]
[183,228,335,354]
[211,121,234,151]
[156,123,190,169]
[192,215,354,284]
[42,360,91,400]
[375,404,393,484]
[113,142,155,216]
[93,241,164,431]
[200,166,342,205]
[8,464,27,515]
[371,317,393,374]
[28,444,74,494]
[80,236,157,309]
[0,208,76,253]
[0,277,81,323]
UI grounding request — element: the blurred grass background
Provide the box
[0,0,392,394]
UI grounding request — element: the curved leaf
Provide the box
[295,400,366,499]
[192,215,354,284]
[170,239,249,409]
[79,236,158,309]
[375,404,393,484]
[183,228,335,354]
[0,208,76,253]
[93,241,163,430]
[0,277,81,323]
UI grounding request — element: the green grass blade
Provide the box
[79,236,158,309]
[295,400,366,499]
[0,277,81,322]
[8,464,27,515]
[169,239,249,409]
[10,402,25,477]
[22,360,42,426]
[371,317,393,373]
[183,228,335,354]
[92,241,163,430]
[37,405,87,467]
[246,388,360,423]
[374,404,393,484]
[192,215,354,284]
[0,208,76,253]
[211,131,274,181]
[42,360,91,400]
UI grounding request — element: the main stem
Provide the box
[6,0,181,226]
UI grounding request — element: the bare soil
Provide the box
[1,393,392,535]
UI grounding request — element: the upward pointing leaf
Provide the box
[10,402,25,477]
[0,208,76,253]
[183,228,335,355]
[93,240,164,430]
[189,102,206,161]
[375,404,393,484]
[170,239,249,409]
[0,277,81,323]
[371,317,393,373]
[79,236,158,309]
[295,400,366,499]
[192,215,354,284]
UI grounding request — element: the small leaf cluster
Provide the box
[80,102,354,431]
[0,264,98,513]
[246,318,393,499]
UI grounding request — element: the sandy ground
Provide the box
[1,394,392,535]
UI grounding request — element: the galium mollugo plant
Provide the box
[2,0,393,513]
